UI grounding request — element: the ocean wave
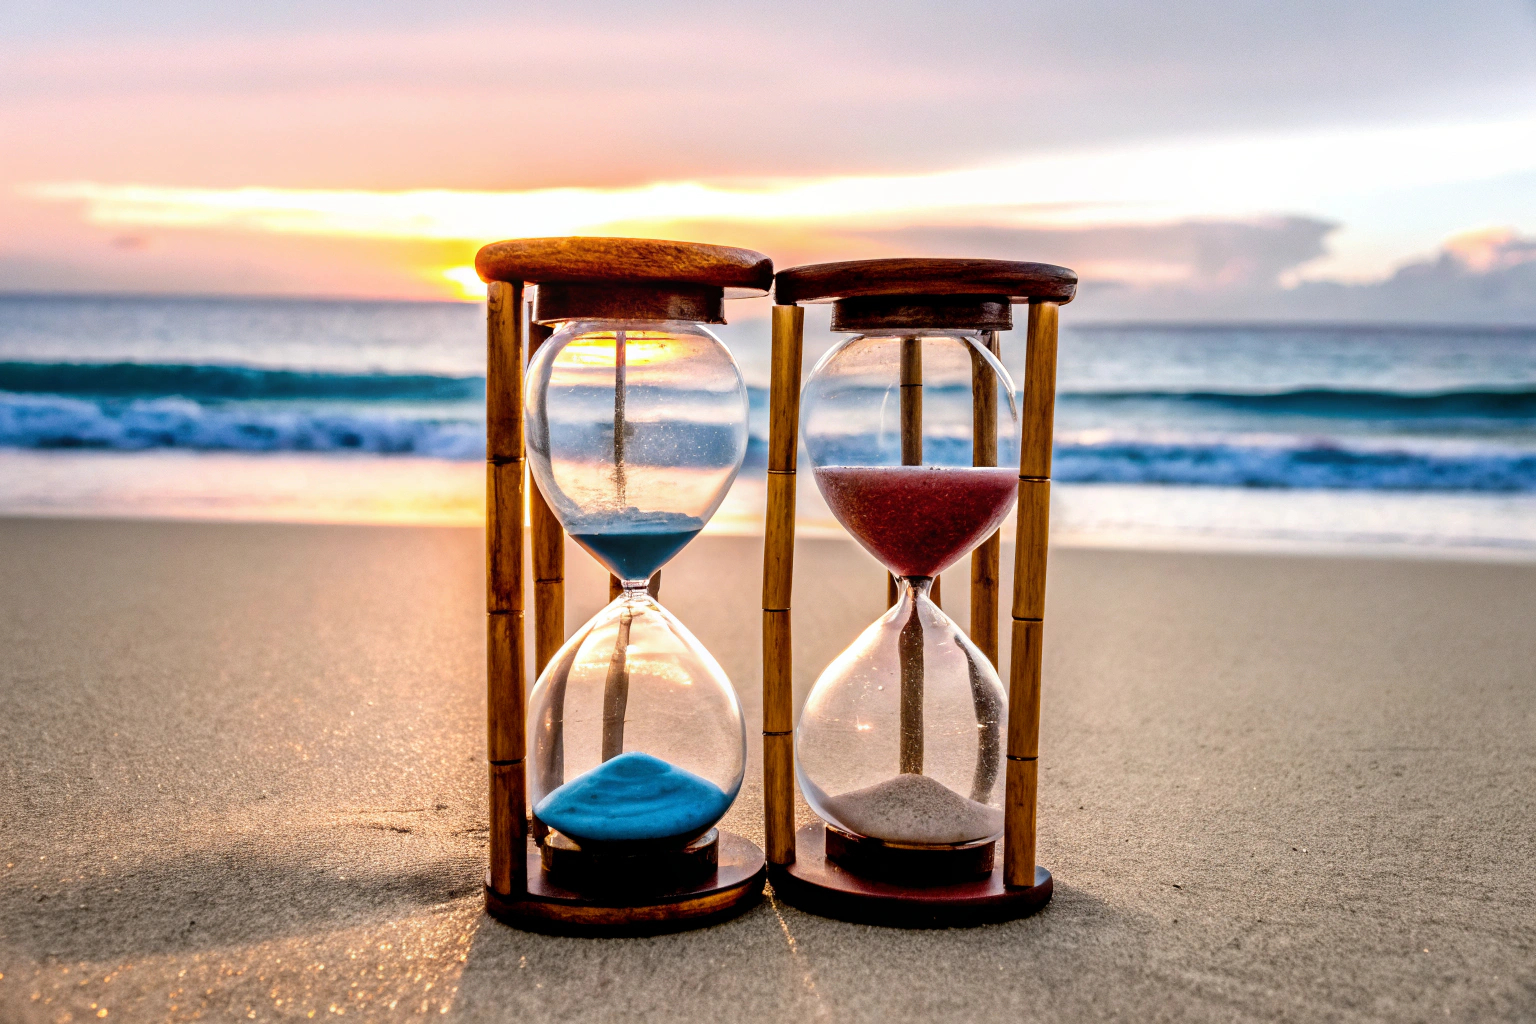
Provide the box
[8,360,1533,425]
[1054,438,1536,492]
[0,361,483,402]
[1060,387,1536,419]
[4,370,1536,493]
[0,393,484,458]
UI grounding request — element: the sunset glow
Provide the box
[441,265,488,301]
[28,114,1536,256]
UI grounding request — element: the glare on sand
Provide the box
[0,451,820,534]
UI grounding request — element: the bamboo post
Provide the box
[969,330,1002,667]
[897,334,925,772]
[486,281,528,897]
[528,319,566,678]
[762,303,804,866]
[1003,301,1059,889]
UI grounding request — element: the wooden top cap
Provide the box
[475,237,774,298]
[773,258,1077,306]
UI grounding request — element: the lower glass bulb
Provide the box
[527,589,745,846]
[795,579,1006,846]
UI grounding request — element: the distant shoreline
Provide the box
[1,293,1534,333]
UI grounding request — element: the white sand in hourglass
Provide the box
[824,773,1004,845]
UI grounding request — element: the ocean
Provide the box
[2,294,1534,558]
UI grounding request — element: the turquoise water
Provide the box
[4,295,1536,554]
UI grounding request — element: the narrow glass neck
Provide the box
[621,577,655,598]
[899,576,934,599]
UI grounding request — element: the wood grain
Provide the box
[775,258,1076,306]
[763,732,796,865]
[487,610,526,763]
[486,461,526,614]
[489,761,527,896]
[1003,758,1039,889]
[486,830,766,936]
[485,280,528,905]
[486,282,524,462]
[1006,619,1044,759]
[762,474,796,612]
[900,334,923,466]
[532,282,723,325]
[762,610,793,734]
[771,824,1051,927]
[476,237,773,296]
[762,304,805,868]
[527,320,565,677]
[767,305,805,474]
[898,336,924,774]
[898,592,924,774]
[824,826,994,885]
[1003,300,1061,894]
[830,295,1011,332]
[1020,301,1060,480]
[1011,479,1051,621]
[969,331,1002,667]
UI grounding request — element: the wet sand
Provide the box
[2,517,1534,1022]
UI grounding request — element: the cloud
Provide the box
[836,218,1336,291]
[25,110,1536,244]
[1273,229,1536,324]
[4,0,1535,188]
[785,217,1536,324]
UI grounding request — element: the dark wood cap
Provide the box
[773,258,1076,306]
[476,237,774,298]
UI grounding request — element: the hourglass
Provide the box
[475,237,773,935]
[762,258,1076,926]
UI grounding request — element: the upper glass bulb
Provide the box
[526,319,749,584]
[802,331,1021,578]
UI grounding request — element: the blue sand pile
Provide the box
[534,751,732,843]
[568,509,705,581]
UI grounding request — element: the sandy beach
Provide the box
[2,517,1534,1022]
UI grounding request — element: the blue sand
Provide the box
[534,751,732,843]
[567,509,705,581]
[572,529,700,582]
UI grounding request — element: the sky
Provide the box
[4,0,1536,321]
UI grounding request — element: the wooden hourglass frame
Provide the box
[475,237,774,936]
[762,258,1077,927]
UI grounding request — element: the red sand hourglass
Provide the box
[476,237,773,935]
[761,259,1076,926]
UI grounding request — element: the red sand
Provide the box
[813,465,1018,578]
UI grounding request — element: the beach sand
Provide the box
[2,518,1534,1022]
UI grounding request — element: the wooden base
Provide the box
[770,823,1052,928]
[485,829,766,937]
[540,827,719,893]
[824,825,994,885]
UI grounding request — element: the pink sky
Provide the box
[5,0,1536,318]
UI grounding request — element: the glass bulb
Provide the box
[523,317,750,849]
[528,589,745,844]
[796,579,1005,844]
[526,319,749,584]
[797,329,1021,848]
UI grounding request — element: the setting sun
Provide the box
[441,265,488,301]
